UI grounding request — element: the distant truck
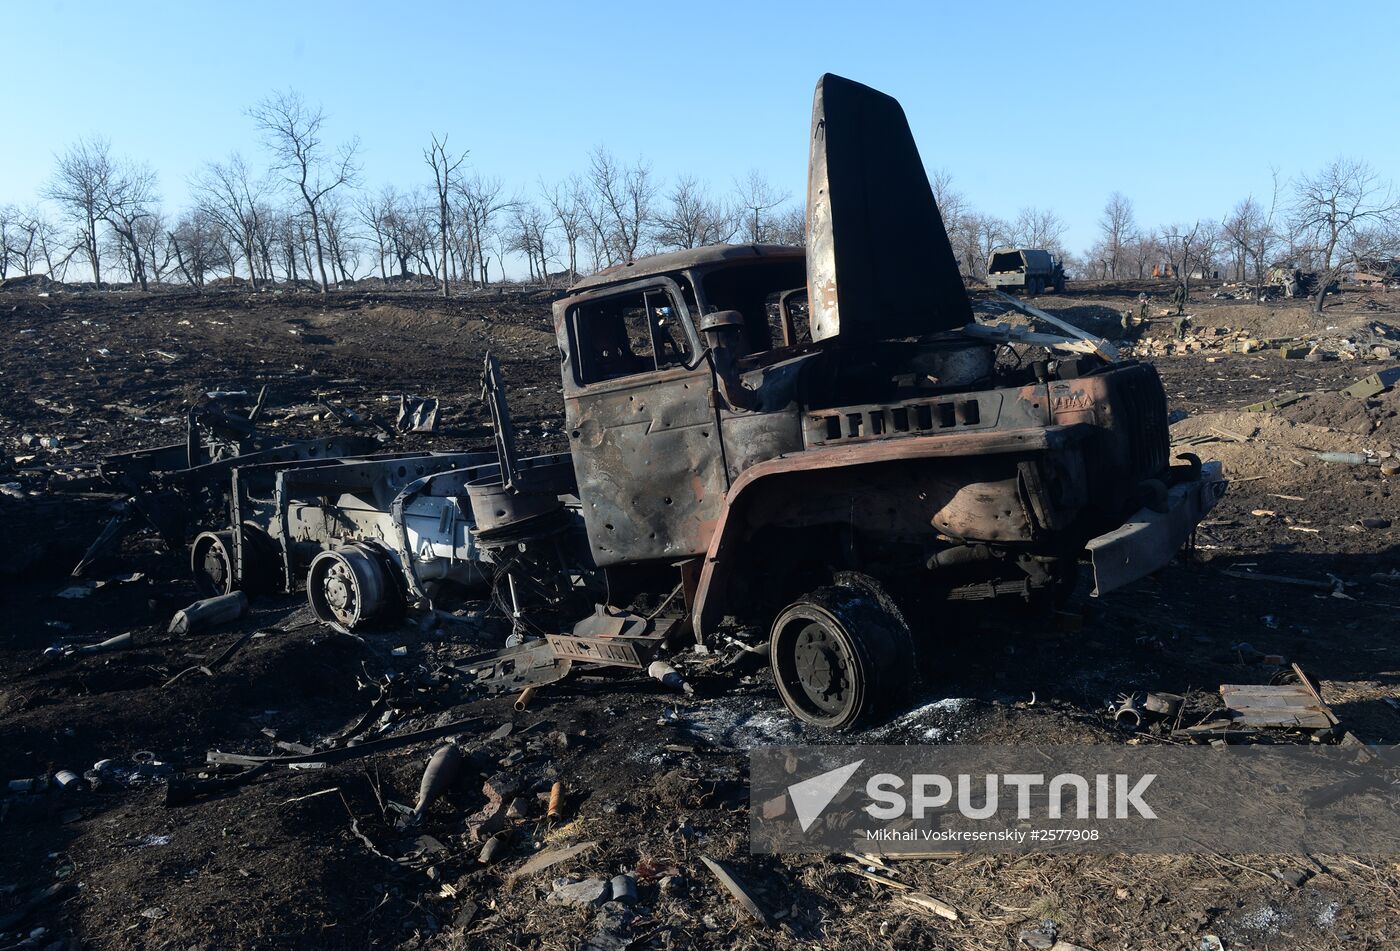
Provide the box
[986,248,1066,294]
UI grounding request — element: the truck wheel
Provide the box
[770,586,913,730]
[191,531,235,598]
[191,524,279,597]
[307,543,400,634]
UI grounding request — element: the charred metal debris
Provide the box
[41,73,1227,744]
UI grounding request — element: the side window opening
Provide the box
[700,259,807,357]
[765,287,811,349]
[570,286,692,385]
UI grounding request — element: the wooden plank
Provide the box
[1292,664,1340,726]
[992,291,1121,361]
[1220,682,1332,729]
[508,841,598,879]
[700,856,773,928]
[1232,712,1332,729]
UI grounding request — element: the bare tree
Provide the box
[587,147,654,264]
[425,133,468,297]
[249,91,360,293]
[733,169,789,243]
[653,175,731,250]
[948,212,1009,279]
[930,168,967,230]
[1098,192,1136,279]
[193,153,270,290]
[17,209,66,278]
[1128,232,1160,280]
[1290,158,1398,313]
[508,200,553,283]
[1011,206,1068,254]
[357,188,397,281]
[96,158,158,290]
[772,205,806,247]
[168,209,221,289]
[47,136,114,284]
[319,195,358,284]
[542,176,588,283]
[1222,180,1281,295]
[135,210,172,284]
[0,205,15,278]
[456,174,510,286]
[1159,220,1207,305]
[271,208,306,285]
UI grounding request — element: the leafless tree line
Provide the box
[929,163,1400,312]
[1,91,805,297]
[1077,162,1398,312]
[3,90,1396,314]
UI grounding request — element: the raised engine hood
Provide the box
[806,73,973,342]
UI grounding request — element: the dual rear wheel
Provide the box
[306,542,402,634]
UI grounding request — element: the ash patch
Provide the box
[861,697,975,742]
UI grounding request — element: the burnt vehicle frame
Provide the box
[192,73,1225,730]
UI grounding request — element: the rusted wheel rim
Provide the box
[791,623,851,713]
[190,531,234,598]
[307,545,390,633]
[771,601,870,729]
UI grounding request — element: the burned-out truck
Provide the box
[192,74,1225,729]
[986,248,1067,294]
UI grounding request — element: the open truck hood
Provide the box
[805,73,972,342]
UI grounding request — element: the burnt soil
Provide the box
[1,281,1398,950]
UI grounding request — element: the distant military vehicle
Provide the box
[1268,265,1337,299]
[986,248,1067,295]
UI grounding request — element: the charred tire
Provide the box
[191,531,236,598]
[307,543,401,634]
[770,586,914,730]
[191,524,280,597]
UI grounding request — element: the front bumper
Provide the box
[1084,461,1227,596]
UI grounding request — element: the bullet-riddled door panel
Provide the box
[562,281,726,566]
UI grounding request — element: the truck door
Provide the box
[560,277,728,567]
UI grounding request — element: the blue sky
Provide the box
[3,0,1396,270]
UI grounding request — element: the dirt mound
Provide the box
[0,273,63,293]
[1279,384,1400,440]
[1172,410,1390,458]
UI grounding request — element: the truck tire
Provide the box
[191,523,279,597]
[307,543,402,634]
[770,585,914,730]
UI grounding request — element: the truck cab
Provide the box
[555,251,1222,729]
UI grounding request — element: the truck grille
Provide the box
[804,394,995,446]
[1115,364,1169,477]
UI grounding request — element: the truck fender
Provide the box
[688,426,1087,642]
